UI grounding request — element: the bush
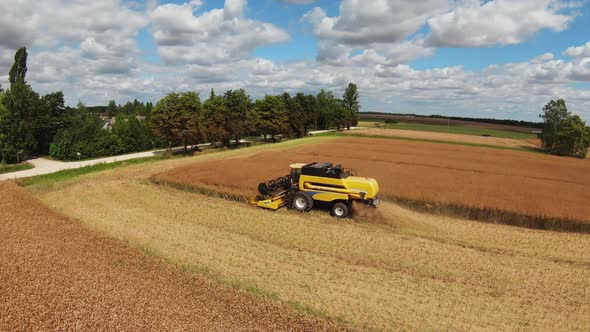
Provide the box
[384,119,398,124]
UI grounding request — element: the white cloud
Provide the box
[150,0,290,65]
[427,0,575,47]
[564,41,590,58]
[0,0,589,122]
[303,0,448,46]
[302,1,446,66]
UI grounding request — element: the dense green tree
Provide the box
[294,93,318,133]
[203,93,232,146]
[0,81,40,161]
[106,100,118,117]
[316,90,346,130]
[9,47,28,84]
[254,95,289,141]
[33,91,67,154]
[0,47,41,162]
[112,114,152,152]
[342,82,360,130]
[145,102,153,117]
[223,89,253,144]
[151,92,204,153]
[282,93,306,138]
[49,107,123,160]
[540,99,590,158]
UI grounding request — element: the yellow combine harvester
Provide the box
[251,162,380,218]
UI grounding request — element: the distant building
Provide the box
[102,118,115,131]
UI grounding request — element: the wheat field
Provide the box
[153,136,590,231]
[30,139,590,331]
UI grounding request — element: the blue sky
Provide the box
[1,0,589,121]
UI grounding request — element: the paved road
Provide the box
[0,128,363,181]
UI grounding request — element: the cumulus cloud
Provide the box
[150,0,290,65]
[427,0,575,47]
[303,0,448,45]
[302,1,446,66]
[0,0,589,121]
[564,41,590,58]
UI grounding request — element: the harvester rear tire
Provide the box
[292,191,313,212]
[331,202,349,218]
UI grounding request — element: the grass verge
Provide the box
[19,156,163,188]
[0,162,33,174]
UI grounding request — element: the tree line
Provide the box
[0,47,360,163]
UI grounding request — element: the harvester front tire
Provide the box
[332,202,349,218]
[292,191,313,212]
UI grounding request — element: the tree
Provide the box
[316,90,345,130]
[540,99,590,158]
[283,93,306,138]
[294,93,318,134]
[49,105,123,160]
[223,89,253,144]
[342,82,360,130]
[0,79,40,161]
[151,92,204,153]
[106,100,118,117]
[203,93,232,146]
[9,47,28,85]
[34,91,67,154]
[254,95,289,141]
[112,114,152,153]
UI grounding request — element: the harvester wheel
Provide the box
[292,191,313,212]
[331,202,349,218]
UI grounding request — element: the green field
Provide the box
[360,120,537,139]
[0,162,33,174]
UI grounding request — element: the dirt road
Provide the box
[0,182,341,331]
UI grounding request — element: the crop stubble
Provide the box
[36,154,590,331]
[0,182,342,331]
[154,136,590,229]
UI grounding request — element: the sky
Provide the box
[0,0,589,121]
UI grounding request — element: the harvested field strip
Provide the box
[34,161,590,331]
[153,136,590,230]
[352,127,538,146]
[338,131,542,152]
[0,181,341,331]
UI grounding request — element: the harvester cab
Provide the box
[251,162,380,218]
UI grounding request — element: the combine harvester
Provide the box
[251,162,380,218]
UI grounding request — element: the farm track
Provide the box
[0,182,344,331]
[154,136,590,230]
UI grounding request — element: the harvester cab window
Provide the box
[291,167,301,184]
